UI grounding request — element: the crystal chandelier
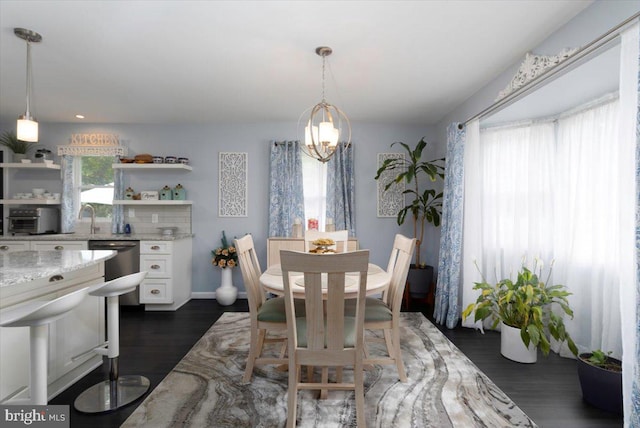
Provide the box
[298,47,351,163]
[15,28,42,143]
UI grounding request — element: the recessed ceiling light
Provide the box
[75,114,85,119]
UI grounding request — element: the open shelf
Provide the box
[113,200,193,205]
[0,162,61,170]
[112,163,192,171]
[0,199,61,205]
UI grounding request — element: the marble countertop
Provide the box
[0,233,193,241]
[0,250,116,287]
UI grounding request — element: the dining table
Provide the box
[259,262,391,299]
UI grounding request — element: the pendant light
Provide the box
[15,28,42,143]
[298,47,351,163]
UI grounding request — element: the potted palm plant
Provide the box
[374,137,445,300]
[0,130,36,161]
[577,349,622,414]
[461,259,578,363]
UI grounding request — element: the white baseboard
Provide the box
[191,292,247,299]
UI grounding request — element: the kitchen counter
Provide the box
[0,233,194,241]
[0,250,115,289]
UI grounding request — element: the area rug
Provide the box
[121,312,536,427]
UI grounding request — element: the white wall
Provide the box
[1,120,437,293]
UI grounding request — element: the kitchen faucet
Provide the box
[79,204,98,234]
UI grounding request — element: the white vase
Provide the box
[216,267,237,306]
[500,322,537,363]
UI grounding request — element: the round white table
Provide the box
[260,263,391,299]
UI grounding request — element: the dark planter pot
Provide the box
[406,264,433,298]
[577,353,623,415]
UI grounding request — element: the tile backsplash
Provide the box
[125,205,191,234]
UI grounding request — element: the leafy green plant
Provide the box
[0,130,36,154]
[374,137,445,266]
[584,350,622,372]
[461,259,578,357]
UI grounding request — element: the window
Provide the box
[301,154,327,230]
[74,156,114,222]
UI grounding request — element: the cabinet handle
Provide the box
[54,245,64,250]
[151,289,160,295]
[151,245,160,250]
[0,246,8,251]
[49,274,64,282]
[151,264,160,269]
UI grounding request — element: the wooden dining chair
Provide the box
[235,234,289,383]
[358,234,415,382]
[280,249,370,428]
[303,229,349,253]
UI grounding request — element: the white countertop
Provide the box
[0,233,193,242]
[0,250,116,288]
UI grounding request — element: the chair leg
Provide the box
[243,328,266,383]
[354,360,366,427]
[287,363,298,428]
[320,367,329,399]
[389,327,407,382]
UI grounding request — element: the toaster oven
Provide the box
[7,207,60,235]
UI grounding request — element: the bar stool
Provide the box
[0,286,91,405]
[74,271,150,413]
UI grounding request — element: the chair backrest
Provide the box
[235,234,265,313]
[303,229,349,253]
[280,250,369,360]
[385,234,416,312]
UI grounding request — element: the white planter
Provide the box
[500,322,537,363]
[216,267,237,306]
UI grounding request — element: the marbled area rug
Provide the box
[122,312,536,428]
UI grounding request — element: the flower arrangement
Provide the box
[211,231,237,268]
[461,258,578,356]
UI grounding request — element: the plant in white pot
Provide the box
[461,259,578,363]
[374,137,445,301]
[577,349,622,414]
[0,130,36,161]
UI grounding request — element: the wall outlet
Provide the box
[128,208,135,218]
[152,213,158,223]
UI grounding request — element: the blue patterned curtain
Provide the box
[326,142,355,236]
[112,164,124,233]
[434,123,466,329]
[60,155,75,233]
[268,141,304,237]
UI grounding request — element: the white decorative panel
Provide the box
[219,152,248,217]
[377,153,405,218]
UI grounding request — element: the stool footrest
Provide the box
[71,342,109,362]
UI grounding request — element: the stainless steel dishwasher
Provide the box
[88,240,141,305]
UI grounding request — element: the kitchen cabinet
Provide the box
[0,258,105,403]
[266,237,358,267]
[30,241,88,251]
[0,241,30,252]
[112,163,193,206]
[0,240,87,252]
[139,238,192,311]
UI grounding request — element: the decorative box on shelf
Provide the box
[141,191,159,200]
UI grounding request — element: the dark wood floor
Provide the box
[50,299,623,428]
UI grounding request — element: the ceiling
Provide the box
[0,1,593,126]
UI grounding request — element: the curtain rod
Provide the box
[458,12,640,130]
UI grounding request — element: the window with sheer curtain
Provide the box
[466,95,630,357]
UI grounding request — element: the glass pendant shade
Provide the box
[17,115,38,142]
